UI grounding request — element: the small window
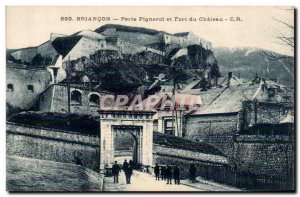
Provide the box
[101,44,104,48]
[164,119,175,135]
[7,84,13,92]
[89,94,100,107]
[71,90,82,105]
[27,85,34,92]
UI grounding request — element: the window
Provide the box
[7,84,13,92]
[27,85,34,93]
[164,119,175,135]
[89,94,100,107]
[71,90,82,105]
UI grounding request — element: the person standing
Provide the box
[154,163,160,180]
[126,160,134,184]
[189,163,196,182]
[161,165,167,181]
[123,159,130,184]
[123,159,129,173]
[166,165,173,184]
[112,161,121,183]
[173,165,180,185]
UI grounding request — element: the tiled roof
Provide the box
[191,78,292,115]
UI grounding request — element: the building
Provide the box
[6,64,52,112]
[163,32,212,50]
[136,93,201,137]
[39,83,115,115]
[184,76,293,157]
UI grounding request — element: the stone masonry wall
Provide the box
[153,144,227,164]
[243,102,287,126]
[153,144,227,179]
[6,123,100,172]
[39,84,115,115]
[234,135,294,178]
[184,113,239,158]
[114,31,162,46]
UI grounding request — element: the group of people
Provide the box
[112,161,198,185]
[112,159,134,184]
[154,163,198,184]
[154,163,181,185]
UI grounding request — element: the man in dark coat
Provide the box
[123,159,130,184]
[189,163,196,182]
[166,165,173,184]
[123,159,129,172]
[154,163,160,180]
[112,161,121,183]
[126,160,134,184]
[173,165,180,185]
[161,165,167,180]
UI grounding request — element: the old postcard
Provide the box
[6,6,295,192]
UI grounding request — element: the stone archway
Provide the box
[112,125,141,165]
[98,110,155,171]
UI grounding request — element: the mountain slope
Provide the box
[213,47,294,86]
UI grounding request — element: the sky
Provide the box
[6,6,294,56]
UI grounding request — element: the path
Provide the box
[104,170,202,192]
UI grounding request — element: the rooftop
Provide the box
[191,78,292,115]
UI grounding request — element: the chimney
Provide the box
[238,72,241,79]
[227,72,233,87]
[48,66,60,84]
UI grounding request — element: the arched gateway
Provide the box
[98,110,155,171]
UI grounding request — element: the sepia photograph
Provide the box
[5,6,295,192]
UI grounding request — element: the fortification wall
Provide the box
[163,34,212,50]
[6,123,100,172]
[184,113,239,158]
[36,41,59,60]
[114,31,162,46]
[234,135,294,178]
[118,40,164,55]
[153,144,227,179]
[11,42,59,64]
[65,37,108,61]
[6,67,51,110]
[11,48,37,63]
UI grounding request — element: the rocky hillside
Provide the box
[213,47,294,87]
[67,44,220,94]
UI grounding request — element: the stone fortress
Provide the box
[9,24,212,63]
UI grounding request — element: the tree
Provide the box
[259,9,294,80]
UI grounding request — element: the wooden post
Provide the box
[67,56,71,126]
[254,99,258,125]
[172,79,175,135]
